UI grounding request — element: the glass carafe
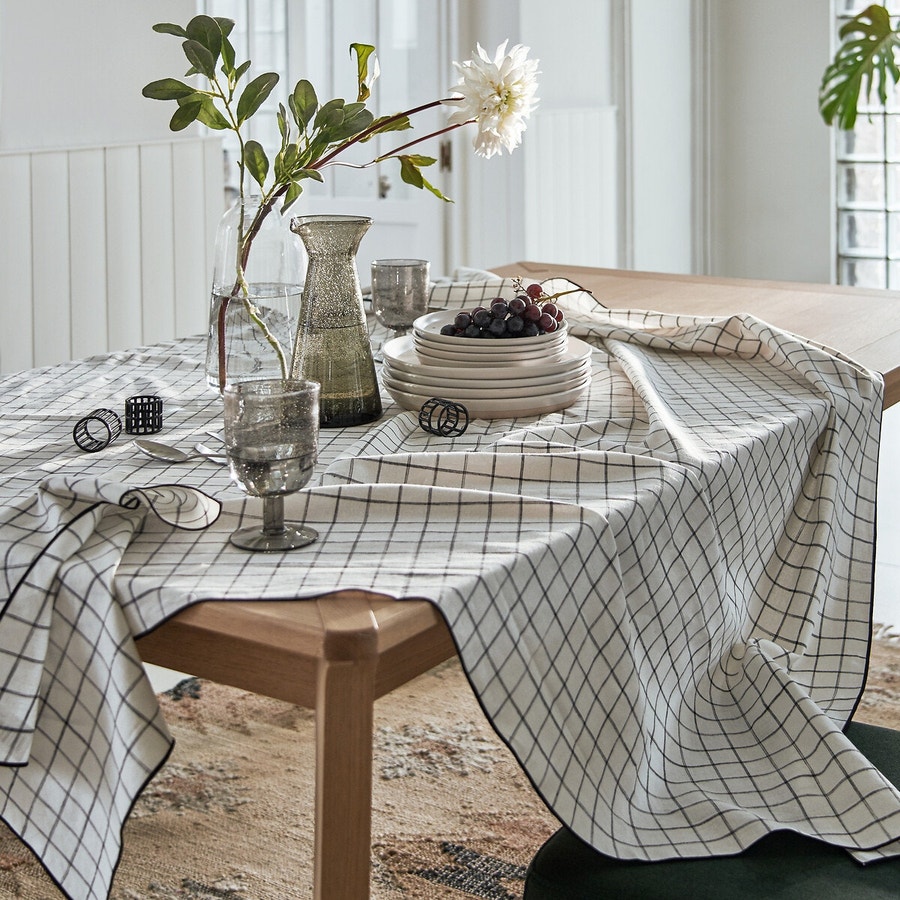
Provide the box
[289,215,382,428]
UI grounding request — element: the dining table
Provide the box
[2,260,900,900]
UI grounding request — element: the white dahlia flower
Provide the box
[444,41,540,158]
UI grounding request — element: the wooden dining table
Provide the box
[134,261,900,899]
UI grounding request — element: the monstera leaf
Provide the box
[820,4,900,129]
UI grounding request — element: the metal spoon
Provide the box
[133,439,227,465]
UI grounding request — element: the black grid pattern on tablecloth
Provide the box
[0,475,219,900]
[0,301,893,900]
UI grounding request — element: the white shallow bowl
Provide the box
[382,334,595,379]
[413,341,569,366]
[413,328,567,354]
[383,381,590,419]
[381,371,591,401]
[382,359,592,391]
[413,308,568,348]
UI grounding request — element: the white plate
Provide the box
[413,340,569,366]
[413,334,568,362]
[382,334,595,379]
[382,358,591,391]
[381,371,591,400]
[413,308,568,347]
[384,381,590,419]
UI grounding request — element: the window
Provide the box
[197,1,290,201]
[834,1,900,288]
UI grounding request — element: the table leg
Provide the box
[313,599,380,900]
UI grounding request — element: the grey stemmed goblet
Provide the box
[223,378,320,551]
[370,258,431,338]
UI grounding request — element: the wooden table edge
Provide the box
[493,261,900,409]
[135,590,456,709]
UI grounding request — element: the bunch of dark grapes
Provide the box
[439,283,566,339]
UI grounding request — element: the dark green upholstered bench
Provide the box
[524,721,900,899]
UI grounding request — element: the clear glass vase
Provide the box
[289,215,383,428]
[205,195,304,392]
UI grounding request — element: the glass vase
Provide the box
[289,215,383,428]
[205,195,304,392]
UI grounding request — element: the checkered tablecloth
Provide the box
[0,286,896,899]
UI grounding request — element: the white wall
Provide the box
[706,0,833,283]
[519,1,619,269]
[450,0,525,271]
[512,0,835,284]
[625,0,693,274]
[0,2,223,373]
[521,0,613,109]
[0,0,838,285]
[0,0,195,151]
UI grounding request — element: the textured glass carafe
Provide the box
[289,215,382,428]
[205,196,304,392]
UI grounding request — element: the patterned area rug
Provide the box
[2,637,900,899]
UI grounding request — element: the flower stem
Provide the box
[377,119,474,160]
[216,183,292,390]
[311,98,456,170]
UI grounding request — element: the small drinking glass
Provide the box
[370,258,431,338]
[223,378,320,552]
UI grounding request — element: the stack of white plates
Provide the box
[381,331,594,419]
[411,309,569,366]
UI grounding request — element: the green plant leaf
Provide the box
[152,22,188,38]
[196,97,231,130]
[351,43,379,102]
[212,17,235,39]
[182,39,217,79]
[396,155,451,201]
[237,72,280,124]
[220,35,236,77]
[342,102,367,119]
[418,172,452,202]
[819,4,900,129]
[330,107,375,141]
[186,15,221,60]
[398,156,424,188]
[292,80,319,128]
[360,113,412,142]
[244,140,269,187]
[274,143,300,182]
[142,78,197,101]
[314,98,346,132]
[170,100,202,131]
[234,60,252,83]
[296,167,324,183]
[281,180,304,213]
[282,143,299,173]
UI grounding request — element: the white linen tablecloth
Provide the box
[0,288,894,899]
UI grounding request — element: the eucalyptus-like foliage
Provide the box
[142,14,448,215]
[142,14,460,388]
[819,4,900,130]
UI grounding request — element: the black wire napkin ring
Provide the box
[418,398,469,436]
[125,395,164,435]
[73,409,122,452]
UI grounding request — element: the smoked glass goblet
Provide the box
[223,378,320,552]
[370,258,431,337]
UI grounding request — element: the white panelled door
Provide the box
[287,0,454,279]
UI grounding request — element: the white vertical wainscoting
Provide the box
[0,154,33,374]
[524,107,618,268]
[0,136,224,375]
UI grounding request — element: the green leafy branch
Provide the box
[143,17,455,230]
[819,4,900,129]
[143,15,468,388]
